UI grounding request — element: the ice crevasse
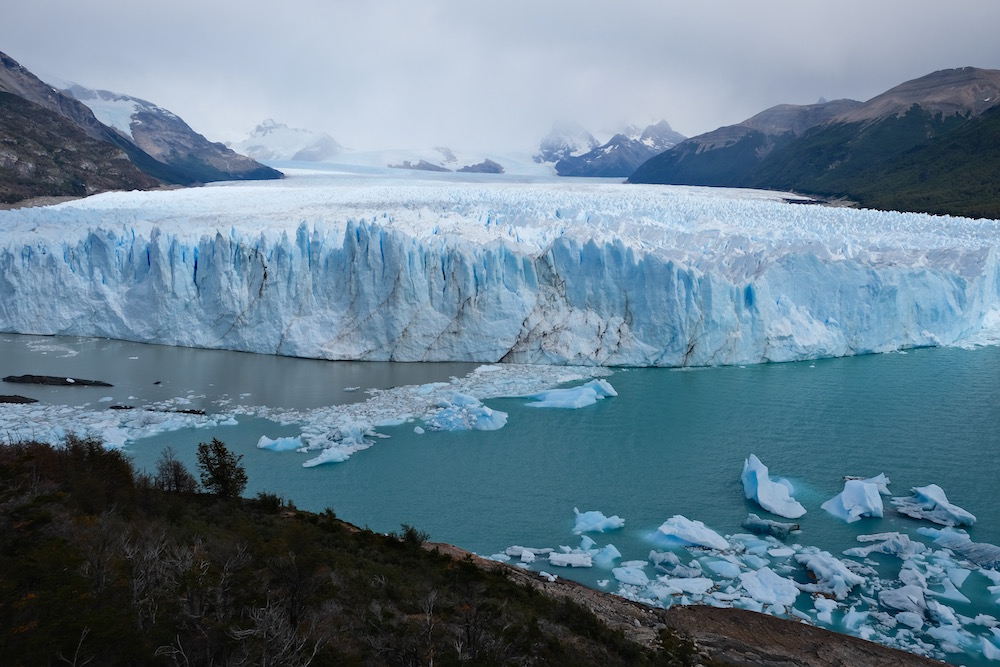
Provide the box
[2,176,1000,367]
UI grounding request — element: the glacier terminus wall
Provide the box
[2,170,1000,367]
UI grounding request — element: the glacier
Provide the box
[3,168,1000,366]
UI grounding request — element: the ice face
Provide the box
[741,454,807,519]
[3,173,1000,367]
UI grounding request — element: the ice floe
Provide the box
[525,378,617,409]
[654,515,730,551]
[892,484,977,527]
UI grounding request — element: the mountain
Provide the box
[630,68,1000,219]
[547,120,685,177]
[0,90,160,205]
[60,84,282,184]
[231,118,342,162]
[0,50,280,206]
[0,52,159,204]
[534,121,600,164]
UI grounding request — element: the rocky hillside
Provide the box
[0,51,280,206]
[0,91,159,205]
[630,68,1000,219]
[60,83,282,184]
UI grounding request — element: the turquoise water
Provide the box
[4,334,1000,664]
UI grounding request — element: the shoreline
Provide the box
[429,542,945,666]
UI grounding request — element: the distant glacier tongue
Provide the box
[2,173,999,366]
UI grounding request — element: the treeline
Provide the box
[0,437,704,666]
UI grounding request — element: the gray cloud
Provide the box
[4,0,1000,150]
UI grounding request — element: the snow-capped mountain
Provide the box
[534,121,600,164]
[231,119,343,162]
[59,83,281,184]
[537,120,685,177]
[2,171,999,367]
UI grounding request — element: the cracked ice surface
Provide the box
[4,171,1000,366]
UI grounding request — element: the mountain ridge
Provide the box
[629,67,1000,219]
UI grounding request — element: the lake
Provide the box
[2,333,999,665]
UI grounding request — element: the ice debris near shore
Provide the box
[256,435,304,452]
[892,484,977,527]
[741,454,806,519]
[491,462,1000,665]
[6,172,1000,367]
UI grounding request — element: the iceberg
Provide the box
[572,507,625,534]
[892,484,977,526]
[844,532,927,559]
[256,435,304,452]
[741,454,806,519]
[654,515,729,551]
[822,479,884,523]
[918,527,1000,569]
[525,379,617,408]
[3,172,1000,368]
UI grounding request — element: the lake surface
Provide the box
[3,333,1000,665]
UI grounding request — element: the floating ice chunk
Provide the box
[593,544,622,568]
[845,532,927,559]
[413,426,424,434]
[741,454,806,519]
[489,553,511,562]
[814,597,838,624]
[650,551,703,578]
[916,528,1000,569]
[878,585,927,615]
[520,550,535,564]
[302,447,351,467]
[573,507,625,534]
[705,559,742,579]
[795,548,866,600]
[539,571,557,582]
[613,566,649,586]
[659,577,715,595]
[505,546,553,558]
[525,379,617,409]
[655,515,729,551]
[982,636,1000,661]
[425,391,508,431]
[822,479,884,523]
[767,547,795,558]
[742,513,799,540]
[892,484,976,526]
[738,567,799,607]
[597,579,609,588]
[548,552,592,568]
[896,612,924,630]
[256,435,304,452]
[843,607,870,631]
[579,535,596,551]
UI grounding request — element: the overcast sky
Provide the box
[4,1,1000,151]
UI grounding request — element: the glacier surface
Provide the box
[3,169,1000,366]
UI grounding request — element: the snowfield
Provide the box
[3,168,1000,366]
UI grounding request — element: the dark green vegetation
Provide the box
[630,69,1000,220]
[0,437,705,666]
[631,104,1000,219]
